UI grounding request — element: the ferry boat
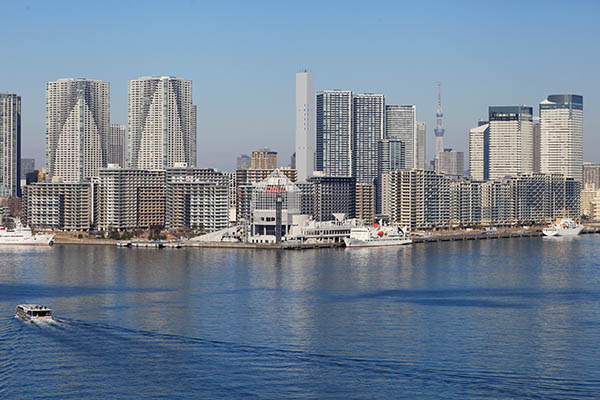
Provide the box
[0,220,54,245]
[542,218,583,237]
[15,304,53,321]
[344,222,412,248]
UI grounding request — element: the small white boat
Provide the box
[344,221,412,248]
[542,218,583,237]
[15,304,53,321]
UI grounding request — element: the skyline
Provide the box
[2,1,599,171]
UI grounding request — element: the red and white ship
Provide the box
[343,221,412,248]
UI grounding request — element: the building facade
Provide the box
[438,149,464,176]
[295,71,315,182]
[583,162,600,190]
[488,106,534,180]
[23,182,92,230]
[307,175,356,222]
[353,94,384,184]
[96,167,166,230]
[108,124,127,167]
[236,154,250,170]
[128,76,196,170]
[0,93,21,196]
[540,94,583,182]
[316,90,353,177]
[250,149,277,169]
[46,78,109,182]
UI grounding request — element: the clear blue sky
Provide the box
[2,0,599,171]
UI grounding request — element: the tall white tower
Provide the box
[540,94,583,182]
[128,76,195,170]
[46,78,109,182]
[434,82,445,166]
[295,71,315,182]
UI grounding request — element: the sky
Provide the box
[2,0,599,171]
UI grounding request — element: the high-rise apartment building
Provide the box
[250,148,277,169]
[416,121,426,170]
[295,71,315,182]
[128,76,196,170]
[0,93,21,196]
[488,106,534,180]
[385,105,416,169]
[353,94,384,184]
[46,78,109,182]
[108,124,127,167]
[469,122,489,181]
[316,90,352,177]
[540,94,583,182]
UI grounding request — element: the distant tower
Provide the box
[434,82,445,166]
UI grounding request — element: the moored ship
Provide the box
[542,218,583,237]
[344,222,412,248]
[0,220,54,245]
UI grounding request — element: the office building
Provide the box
[385,104,416,169]
[46,78,109,182]
[488,106,534,179]
[23,182,92,230]
[251,148,277,169]
[316,90,352,177]
[469,122,489,181]
[236,154,251,170]
[108,124,127,167]
[416,121,426,170]
[128,76,196,170]
[438,149,464,176]
[295,71,315,181]
[540,94,583,181]
[0,93,21,196]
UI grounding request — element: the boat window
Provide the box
[27,311,32,315]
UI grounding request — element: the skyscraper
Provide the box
[488,106,534,180]
[251,148,277,169]
[416,121,426,170]
[46,78,109,182]
[353,93,384,184]
[438,149,464,176]
[385,105,416,169]
[236,154,251,170]
[128,76,196,170]
[540,94,583,182]
[108,124,127,167]
[0,93,21,196]
[295,71,315,182]
[469,122,489,181]
[316,90,352,177]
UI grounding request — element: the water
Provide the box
[1,237,600,399]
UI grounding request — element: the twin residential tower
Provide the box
[45,76,196,183]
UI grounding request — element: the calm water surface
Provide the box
[1,236,600,398]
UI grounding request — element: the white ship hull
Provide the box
[543,226,583,237]
[343,237,412,248]
[0,234,54,245]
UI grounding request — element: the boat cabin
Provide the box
[15,304,53,320]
